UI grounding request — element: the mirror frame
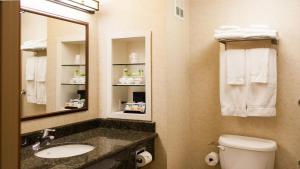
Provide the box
[21,7,89,121]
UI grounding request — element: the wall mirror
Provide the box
[21,8,89,120]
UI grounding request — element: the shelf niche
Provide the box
[58,38,86,110]
[107,32,152,121]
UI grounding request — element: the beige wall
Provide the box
[98,1,167,168]
[190,0,300,169]
[98,1,190,169]
[21,2,99,134]
[20,1,300,169]
[165,0,190,169]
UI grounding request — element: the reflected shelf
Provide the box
[61,64,86,66]
[112,63,145,66]
[61,83,86,85]
[112,84,145,86]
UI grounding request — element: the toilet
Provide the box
[218,135,277,169]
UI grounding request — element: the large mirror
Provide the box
[21,9,88,120]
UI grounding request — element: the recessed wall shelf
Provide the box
[58,37,87,110]
[107,32,152,121]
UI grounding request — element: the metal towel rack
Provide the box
[218,37,278,45]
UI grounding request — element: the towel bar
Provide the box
[218,38,278,45]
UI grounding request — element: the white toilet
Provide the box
[218,135,277,169]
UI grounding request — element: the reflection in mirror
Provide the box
[21,10,88,120]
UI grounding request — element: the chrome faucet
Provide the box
[32,128,56,151]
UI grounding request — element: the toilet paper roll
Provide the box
[205,152,219,166]
[136,151,153,167]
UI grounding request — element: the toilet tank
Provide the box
[218,135,277,169]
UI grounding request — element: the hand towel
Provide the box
[26,81,36,104]
[246,49,277,117]
[220,51,247,117]
[247,48,270,83]
[226,49,246,85]
[26,57,36,80]
[36,82,47,105]
[36,57,47,82]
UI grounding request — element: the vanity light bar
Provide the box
[47,0,99,14]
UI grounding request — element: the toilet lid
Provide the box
[219,135,277,152]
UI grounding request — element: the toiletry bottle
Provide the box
[75,54,81,64]
[123,69,129,77]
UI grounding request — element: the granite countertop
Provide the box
[21,128,157,169]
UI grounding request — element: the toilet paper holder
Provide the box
[136,147,146,155]
[136,147,153,168]
[136,147,146,167]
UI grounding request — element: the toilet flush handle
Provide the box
[217,145,225,151]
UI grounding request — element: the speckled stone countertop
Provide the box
[21,128,157,169]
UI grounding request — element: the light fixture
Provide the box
[47,0,99,14]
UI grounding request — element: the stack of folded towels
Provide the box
[214,25,278,40]
[21,39,47,50]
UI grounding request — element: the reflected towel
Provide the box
[36,57,47,82]
[26,57,36,80]
[36,82,46,105]
[26,81,36,103]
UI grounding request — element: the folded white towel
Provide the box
[247,48,271,83]
[214,25,278,40]
[226,49,246,85]
[26,57,36,81]
[36,57,47,82]
[21,39,47,50]
[26,81,36,104]
[36,82,47,105]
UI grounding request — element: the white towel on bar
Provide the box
[36,82,47,105]
[226,49,246,85]
[246,49,277,117]
[220,51,247,117]
[26,81,36,104]
[36,57,47,82]
[26,57,36,80]
[247,48,270,83]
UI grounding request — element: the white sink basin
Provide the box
[34,144,95,159]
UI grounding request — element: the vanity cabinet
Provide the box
[85,139,155,169]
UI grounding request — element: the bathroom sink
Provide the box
[34,144,95,159]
